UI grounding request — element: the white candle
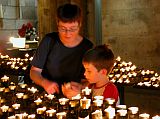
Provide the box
[28,87,38,93]
[12,103,20,109]
[116,105,127,110]
[46,109,56,117]
[92,110,103,119]
[37,107,46,114]
[56,112,66,119]
[16,93,24,98]
[117,109,127,116]
[1,75,9,81]
[1,105,9,112]
[104,106,115,119]
[94,96,104,100]
[116,56,121,62]
[34,98,42,105]
[59,98,69,105]
[82,87,91,95]
[139,113,150,119]
[28,114,36,119]
[152,115,160,119]
[128,107,139,114]
[47,94,55,100]
[106,98,115,105]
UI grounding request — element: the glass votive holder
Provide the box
[116,109,128,119]
[139,113,150,119]
[104,105,115,119]
[12,103,20,110]
[46,109,56,118]
[8,115,15,119]
[28,114,36,119]
[36,107,46,118]
[116,105,127,110]
[92,110,103,119]
[1,75,9,87]
[16,93,24,99]
[152,115,160,119]
[34,98,42,106]
[128,107,139,119]
[56,112,67,119]
[1,105,9,112]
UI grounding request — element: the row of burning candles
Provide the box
[0,85,160,119]
[0,53,32,73]
[1,53,160,88]
[108,57,160,88]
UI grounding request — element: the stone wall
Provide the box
[0,0,37,53]
[102,0,160,73]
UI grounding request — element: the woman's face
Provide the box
[58,21,80,43]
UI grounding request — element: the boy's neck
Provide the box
[95,76,110,88]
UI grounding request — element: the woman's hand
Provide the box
[62,82,81,99]
[42,79,59,94]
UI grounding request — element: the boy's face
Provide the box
[83,62,100,84]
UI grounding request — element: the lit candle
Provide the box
[94,96,104,100]
[46,94,55,100]
[130,65,136,71]
[72,94,81,100]
[110,78,116,83]
[152,115,160,119]
[37,107,46,114]
[56,112,66,119]
[117,109,127,116]
[139,113,150,119]
[46,109,56,117]
[12,103,20,110]
[16,93,24,98]
[153,84,159,88]
[116,56,121,62]
[104,106,115,119]
[19,84,27,88]
[1,105,9,112]
[137,82,144,86]
[28,114,36,119]
[1,75,9,82]
[105,98,115,105]
[28,87,38,93]
[93,99,103,107]
[117,78,123,83]
[143,82,151,87]
[59,98,69,105]
[8,116,15,119]
[92,110,103,119]
[124,78,130,84]
[80,97,91,109]
[128,107,139,114]
[116,105,127,110]
[9,85,16,90]
[82,87,92,95]
[34,98,42,105]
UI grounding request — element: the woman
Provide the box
[30,3,93,94]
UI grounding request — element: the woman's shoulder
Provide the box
[81,37,93,49]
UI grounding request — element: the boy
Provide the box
[62,44,119,103]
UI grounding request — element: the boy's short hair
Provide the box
[57,3,82,24]
[83,44,115,74]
